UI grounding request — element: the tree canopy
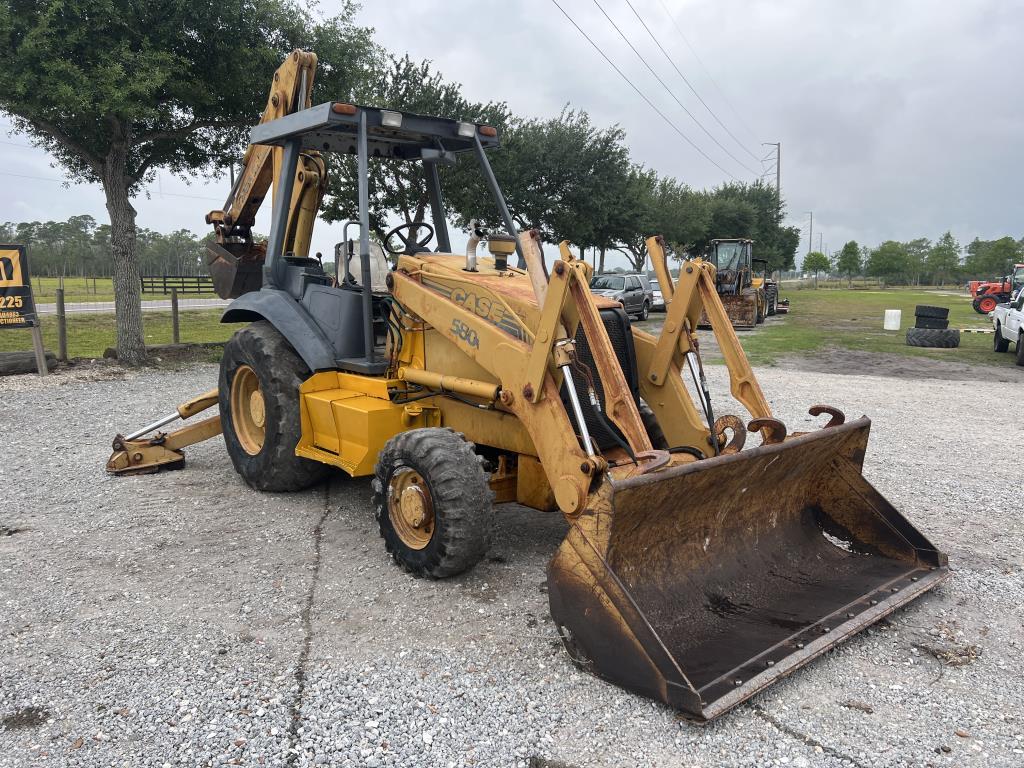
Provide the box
[835,241,861,280]
[866,241,909,285]
[803,251,830,278]
[320,57,798,274]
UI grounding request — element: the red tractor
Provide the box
[972,264,1024,314]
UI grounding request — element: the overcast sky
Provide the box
[2,0,1022,270]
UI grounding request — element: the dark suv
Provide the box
[589,273,653,320]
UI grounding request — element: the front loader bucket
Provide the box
[548,417,947,721]
[699,293,757,329]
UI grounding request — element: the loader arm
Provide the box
[205,50,327,298]
[644,235,771,422]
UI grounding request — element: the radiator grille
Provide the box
[562,307,639,452]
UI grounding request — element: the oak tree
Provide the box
[0,0,373,363]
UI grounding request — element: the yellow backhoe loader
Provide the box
[697,238,766,329]
[107,51,948,721]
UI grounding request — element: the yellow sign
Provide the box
[0,245,36,329]
[0,248,23,288]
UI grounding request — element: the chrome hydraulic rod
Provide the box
[125,412,181,442]
[560,364,596,457]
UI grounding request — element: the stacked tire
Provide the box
[906,305,959,348]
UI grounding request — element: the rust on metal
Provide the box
[712,415,747,454]
[748,417,787,445]
[547,418,949,722]
[809,404,846,428]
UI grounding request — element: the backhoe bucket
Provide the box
[547,417,947,721]
[206,241,265,299]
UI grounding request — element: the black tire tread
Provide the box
[637,401,669,450]
[914,317,949,330]
[371,428,494,578]
[914,304,949,320]
[905,327,960,348]
[1017,333,1024,366]
[218,321,330,492]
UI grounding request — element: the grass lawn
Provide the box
[30,276,116,303]
[739,287,1009,368]
[0,309,234,360]
[29,276,212,304]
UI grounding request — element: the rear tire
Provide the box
[994,325,1010,352]
[637,401,669,450]
[1017,333,1024,366]
[637,301,650,321]
[372,428,494,578]
[766,287,778,316]
[905,327,960,348]
[219,321,331,492]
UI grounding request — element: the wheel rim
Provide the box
[388,468,435,550]
[980,297,996,312]
[230,364,266,456]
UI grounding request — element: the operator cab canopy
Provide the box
[250,101,499,163]
[251,100,516,262]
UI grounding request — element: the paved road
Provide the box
[34,297,230,315]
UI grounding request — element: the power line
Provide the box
[655,0,762,147]
[621,0,761,164]
[547,0,741,181]
[590,0,758,177]
[0,169,222,201]
[0,170,66,183]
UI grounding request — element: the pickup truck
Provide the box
[992,289,1024,365]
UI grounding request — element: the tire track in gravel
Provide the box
[286,481,332,766]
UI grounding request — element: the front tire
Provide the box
[637,401,669,450]
[372,428,494,578]
[994,325,1010,352]
[219,321,330,492]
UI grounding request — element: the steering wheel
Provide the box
[384,222,435,255]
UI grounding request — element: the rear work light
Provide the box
[457,122,476,138]
[380,110,402,128]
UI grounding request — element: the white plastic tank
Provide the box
[883,309,902,330]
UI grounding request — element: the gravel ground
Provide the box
[1,360,1022,767]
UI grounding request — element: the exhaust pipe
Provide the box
[465,220,486,272]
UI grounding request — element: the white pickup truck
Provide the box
[992,289,1024,365]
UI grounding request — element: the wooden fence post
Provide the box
[171,287,180,344]
[56,287,68,362]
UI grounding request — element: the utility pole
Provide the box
[805,211,813,254]
[819,232,823,253]
[763,142,781,218]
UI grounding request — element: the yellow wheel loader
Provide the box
[107,51,948,721]
[697,238,767,329]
